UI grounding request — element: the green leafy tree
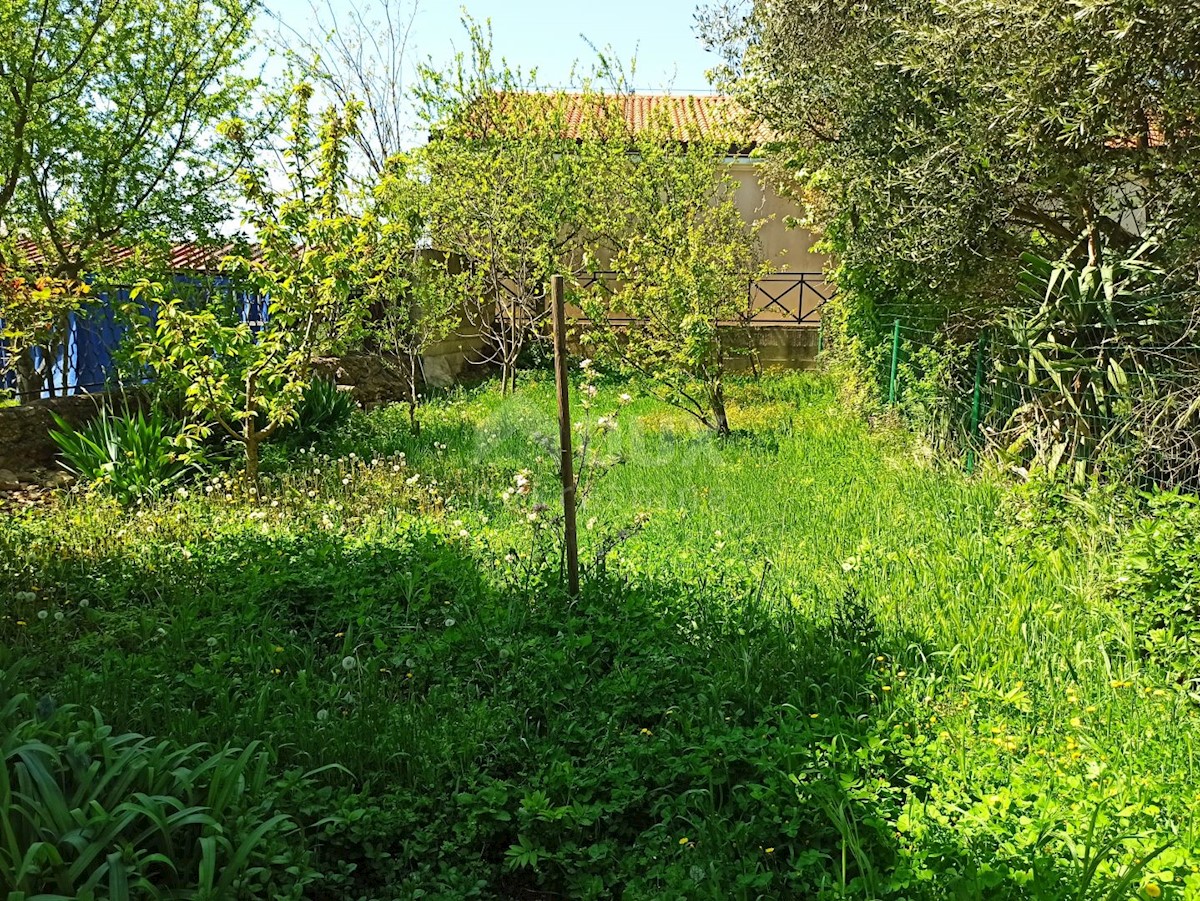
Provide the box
[360,154,462,433]
[0,0,261,399]
[581,107,768,436]
[0,0,261,271]
[414,18,616,394]
[702,0,1200,475]
[127,86,364,483]
[702,0,1200,291]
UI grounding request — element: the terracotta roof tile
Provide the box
[558,93,772,147]
[11,238,252,274]
[459,92,772,151]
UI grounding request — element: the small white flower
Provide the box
[580,359,593,369]
[316,709,329,722]
[619,393,632,404]
[444,618,456,627]
[54,611,64,621]
[458,529,470,538]
[527,512,539,523]
[37,609,48,620]
[79,599,90,608]
[341,655,357,671]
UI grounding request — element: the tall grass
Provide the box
[2,371,1197,898]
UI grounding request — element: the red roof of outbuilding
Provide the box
[10,238,252,273]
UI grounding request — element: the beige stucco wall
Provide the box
[726,159,831,327]
[726,160,827,275]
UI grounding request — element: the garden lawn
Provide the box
[3,371,1199,899]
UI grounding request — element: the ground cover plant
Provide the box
[3,371,1200,899]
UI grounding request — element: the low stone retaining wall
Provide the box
[0,392,147,476]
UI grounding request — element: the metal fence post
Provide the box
[888,318,901,405]
[966,331,986,474]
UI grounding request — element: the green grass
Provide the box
[2,370,1198,899]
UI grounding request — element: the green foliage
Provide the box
[579,107,768,435]
[414,18,627,394]
[0,684,315,900]
[989,248,1188,482]
[1111,492,1200,692]
[704,0,1200,487]
[277,377,356,446]
[50,406,208,505]
[360,154,463,433]
[4,374,1200,898]
[0,0,260,275]
[125,85,364,483]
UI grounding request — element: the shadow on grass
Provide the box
[3,519,1087,900]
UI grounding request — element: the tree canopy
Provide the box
[703,0,1200,306]
[0,0,261,274]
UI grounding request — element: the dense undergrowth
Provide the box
[3,372,1198,899]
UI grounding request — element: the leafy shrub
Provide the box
[277,377,356,445]
[50,406,208,504]
[0,688,317,899]
[1111,491,1200,689]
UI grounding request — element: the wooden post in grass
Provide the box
[551,274,580,598]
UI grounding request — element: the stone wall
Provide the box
[0,392,146,476]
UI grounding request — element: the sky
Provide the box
[263,0,721,94]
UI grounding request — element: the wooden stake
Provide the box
[551,275,580,597]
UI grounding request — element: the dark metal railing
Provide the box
[564,270,830,328]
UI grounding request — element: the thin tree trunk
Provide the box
[408,352,421,435]
[245,430,260,485]
[710,382,731,436]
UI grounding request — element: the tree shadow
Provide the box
[1,517,1098,900]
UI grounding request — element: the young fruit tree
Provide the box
[415,18,614,394]
[126,85,364,483]
[359,154,462,434]
[580,102,768,435]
